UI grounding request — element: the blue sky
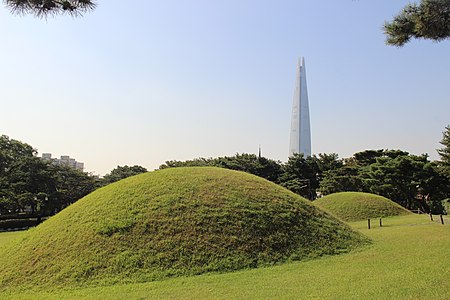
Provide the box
[1,0,449,175]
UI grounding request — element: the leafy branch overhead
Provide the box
[384,0,450,46]
[4,0,96,17]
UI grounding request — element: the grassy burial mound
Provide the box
[0,167,368,289]
[314,192,411,222]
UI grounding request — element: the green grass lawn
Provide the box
[1,214,448,299]
[0,230,27,245]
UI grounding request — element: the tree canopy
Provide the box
[437,125,450,180]
[2,125,449,219]
[100,165,148,186]
[0,135,97,216]
[4,0,96,17]
[159,145,448,213]
[160,153,284,183]
[384,0,450,46]
[318,149,448,213]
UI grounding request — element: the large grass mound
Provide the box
[0,167,367,289]
[314,192,411,222]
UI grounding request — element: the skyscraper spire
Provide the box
[289,57,311,157]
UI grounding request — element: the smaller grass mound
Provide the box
[314,192,411,222]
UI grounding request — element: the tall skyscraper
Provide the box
[289,57,311,157]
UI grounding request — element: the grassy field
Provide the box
[0,230,27,244]
[1,214,448,299]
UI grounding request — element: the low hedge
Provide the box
[0,218,46,230]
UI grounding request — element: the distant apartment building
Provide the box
[41,153,84,171]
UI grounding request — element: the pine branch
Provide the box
[4,0,96,18]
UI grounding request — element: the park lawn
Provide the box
[1,214,449,299]
[0,230,27,245]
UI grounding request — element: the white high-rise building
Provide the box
[41,153,84,171]
[289,57,311,158]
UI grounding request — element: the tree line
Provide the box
[0,135,146,219]
[1,125,449,221]
[160,126,450,214]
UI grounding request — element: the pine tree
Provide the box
[437,125,450,180]
[384,0,450,46]
[4,0,96,17]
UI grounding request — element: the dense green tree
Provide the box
[421,161,448,213]
[435,125,450,213]
[320,149,448,212]
[353,149,385,166]
[0,135,35,172]
[277,153,342,200]
[315,153,343,174]
[161,153,342,200]
[215,154,283,182]
[161,154,283,183]
[437,125,450,180]
[0,135,97,216]
[101,165,148,186]
[361,154,425,210]
[48,164,97,213]
[159,158,215,169]
[159,148,447,211]
[319,164,364,196]
[4,0,96,17]
[0,135,43,213]
[6,155,54,214]
[353,149,410,167]
[384,0,450,46]
[278,154,319,200]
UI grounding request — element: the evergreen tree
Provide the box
[437,125,450,180]
[4,0,96,17]
[384,0,450,46]
[0,135,97,216]
[278,154,319,200]
[101,165,148,186]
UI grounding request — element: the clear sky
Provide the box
[1,0,449,176]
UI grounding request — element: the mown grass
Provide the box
[1,214,448,299]
[314,192,411,221]
[0,230,27,245]
[0,167,366,290]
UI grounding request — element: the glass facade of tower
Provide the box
[289,57,311,158]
